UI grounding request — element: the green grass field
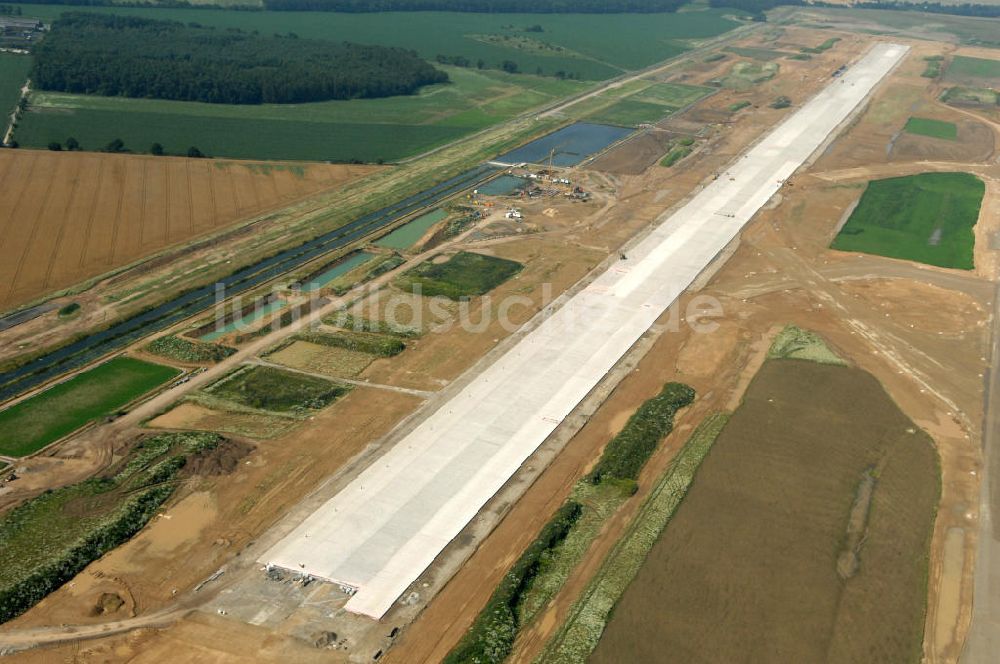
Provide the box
[583,81,713,127]
[0,357,179,458]
[11,6,741,76]
[17,68,586,162]
[0,52,28,119]
[945,55,1000,85]
[397,251,522,299]
[206,365,348,413]
[831,172,983,270]
[10,5,742,161]
[904,116,958,140]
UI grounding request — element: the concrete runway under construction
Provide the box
[261,42,909,620]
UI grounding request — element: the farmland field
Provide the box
[904,116,958,140]
[0,150,376,311]
[831,172,983,269]
[0,53,29,120]
[944,55,1000,86]
[396,251,523,299]
[17,68,585,162]
[11,6,743,161]
[590,359,940,664]
[0,357,179,457]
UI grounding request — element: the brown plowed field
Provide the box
[0,150,376,311]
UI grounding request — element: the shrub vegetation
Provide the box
[145,336,237,364]
[0,432,222,624]
[443,501,583,664]
[588,382,695,484]
[206,365,348,413]
[297,329,406,356]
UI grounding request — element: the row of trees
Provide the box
[710,0,1000,19]
[32,13,449,105]
[263,0,687,12]
[45,136,207,157]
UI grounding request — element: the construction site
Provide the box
[0,11,999,664]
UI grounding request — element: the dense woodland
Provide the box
[261,0,687,11]
[32,13,449,104]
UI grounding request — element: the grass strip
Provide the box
[535,412,729,664]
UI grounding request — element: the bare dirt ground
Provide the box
[1,29,996,664]
[0,151,375,312]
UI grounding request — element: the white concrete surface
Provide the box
[261,43,908,619]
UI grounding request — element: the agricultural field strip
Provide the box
[261,42,908,619]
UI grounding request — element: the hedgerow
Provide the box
[588,382,695,484]
[297,329,406,357]
[443,500,582,664]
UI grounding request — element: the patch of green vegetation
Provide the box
[800,36,840,54]
[631,82,713,108]
[443,501,583,664]
[0,358,180,458]
[396,251,523,299]
[588,382,695,485]
[768,325,845,365]
[0,52,28,118]
[725,46,787,61]
[941,85,999,107]
[538,412,728,664]
[57,302,80,317]
[718,61,778,90]
[728,100,752,112]
[770,95,792,109]
[145,336,236,364]
[946,54,1000,84]
[704,52,727,62]
[322,313,421,338]
[787,53,812,61]
[0,431,222,624]
[922,55,944,79]
[205,365,348,414]
[585,99,674,127]
[904,116,957,140]
[831,172,983,270]
[660,145,693,167]
[296,329,406,357]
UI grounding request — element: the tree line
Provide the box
[262,0,687,12]
[32,12,449,105]
[710,0,1000,20]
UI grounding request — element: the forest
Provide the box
[261,0,687,11]
[32,13,449,105]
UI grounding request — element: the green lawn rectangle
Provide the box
[585,99,676,127]
[904,117,958,140]
[0,357,180,457]
[831,172,983,270]
[397,251,522,299]
[945,55,1000,86]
